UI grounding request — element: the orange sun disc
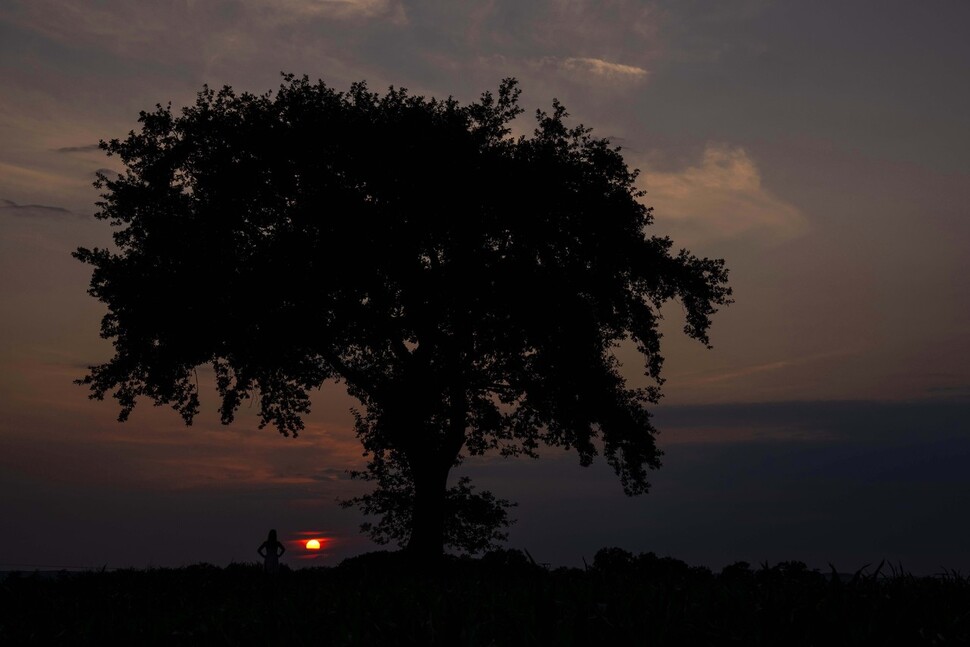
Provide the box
[306,539,321,550]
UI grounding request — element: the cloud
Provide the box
[521,56,650,92]
[642,143,808,244]
[675,348,862,388]
[310,467,355,481]
[0,160,102,219]
[926,384,970,396]
[541,0,661,48]
[53,144,102,154]
[0,162,81,192]
[546,56,649,83]
[245,0,407,23]
[0,198,74,218]
[409,1,660,92]
[652,399,970,444]
[0,0,406,68]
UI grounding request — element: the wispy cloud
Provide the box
[424,0,660,93]
[642,143,808,244]
[688,360,791,386]
[542,0,661,48]
[0,198,73,218]
[519,55,650,92]
[0,0,406,68]
[0,162,83,193]
[0,159,102,216]
[0,353,364,494]
[53,144,102,154]
[245,0,407,23]
[652,399,970,445]
[551,56,649,83]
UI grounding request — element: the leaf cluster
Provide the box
[340,453,516,555]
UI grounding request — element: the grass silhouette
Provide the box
[2,549,968,645]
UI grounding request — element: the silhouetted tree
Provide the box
[340,448,517,554]
[75,75,732,559]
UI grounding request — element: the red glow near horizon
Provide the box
[287,531,334,560]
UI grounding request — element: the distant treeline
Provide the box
[2,548,968,645]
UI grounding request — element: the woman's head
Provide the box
[268,529,277,541]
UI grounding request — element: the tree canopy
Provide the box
[75,75,732,557]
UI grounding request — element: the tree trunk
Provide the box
[405,457,451,561]
[401,376,468,562]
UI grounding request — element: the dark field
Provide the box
[2,549,968,645]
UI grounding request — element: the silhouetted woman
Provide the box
[257,529,286,574]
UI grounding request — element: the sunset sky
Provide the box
[2,1,968,575]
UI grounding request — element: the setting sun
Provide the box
[291,531,332,558]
